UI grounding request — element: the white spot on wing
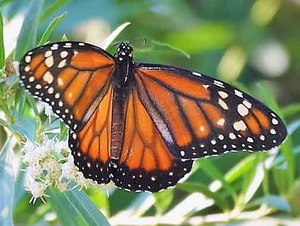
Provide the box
[60,51,68,58]
[243,100,252,108]
[25,56,31,63]
[214,80,225,88]
[35,84,42,89]
[217,118,225,126]
[50,44,59,50]
[58,59,67,68]
[43,71,54,84]
[234,89,244,98]
[218,134,224,140]
[229,133,236,139]
[218,91,228,99]
[192,72,202,77]
[272,118,278,125]
[48,87,54,94]
[218,98,229,110]
[29,76,35,82]
[237,104,249,116]
[247,137,254,143]
[57,78,64,86]
[45,50,52,57]
[45,56,54,67]
[233,120,247,131]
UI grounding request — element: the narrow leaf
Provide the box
[10,116,37,141]
[177,182,229,211]
[0,139,15,226]
[26,94,39,116]
[0,9,4,68]
[282,103,300,118]
[15,0,44,60]
[253,195,291,212]
[61,34,69,41]
[199,159,237,198]
[225,155,257,183]
[39,0,71,23]
[38,12,67,46]
[149,40,190,59]
[101,22,131,50]
[48,187,110,226]
[0,0,12,7]
[154,189,173,214]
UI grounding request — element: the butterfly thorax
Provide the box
[111,42,135,159]
[114,42,134,87]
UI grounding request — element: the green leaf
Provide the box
[0,0,12,7]
[255,83,282,116]
[153,189,173,214]
[101,22,131,50]
[10,116,37,141]
[282,103,300,118]
[14,0,44,60]
[225,155,257,183]
[88,188,110,217]
[237,155,266,207]
[199,159,237,198]
[286,119,300,135]
[0,139,15,226]
[13,164,26,207]
[0,9,4,68]
[59,121,68,140]
[48,187,110,226]
[177,182,229,211]
[14,88,27,120]
[26,94,39,117]
[253,195,291,212]
[38,12,67,46]
[39,0,71,23]
[61,34,69,42]
[137,40,190,59]
[164,22,234,53]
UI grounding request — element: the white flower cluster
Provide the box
[21,136,89,204]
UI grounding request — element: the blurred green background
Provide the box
[0,0,300,225]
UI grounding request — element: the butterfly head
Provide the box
[116,42,133,62]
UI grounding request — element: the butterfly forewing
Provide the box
[135,64,287,159]
[19,42,115,131]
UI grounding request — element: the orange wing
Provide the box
[134,64,287,159]
[69,87,113,184]
[19,42,115,131]
[110,90,193,192]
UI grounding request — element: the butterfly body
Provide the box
[19,41,287,192]
[111,43,135,159]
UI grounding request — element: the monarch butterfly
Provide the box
[19,41,287,192]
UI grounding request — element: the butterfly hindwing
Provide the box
[19,42,115,131]
[134,64,287,159]
[110,90,193,192]
[68,87,113,184]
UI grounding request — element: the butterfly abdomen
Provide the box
[111,97,126,159]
